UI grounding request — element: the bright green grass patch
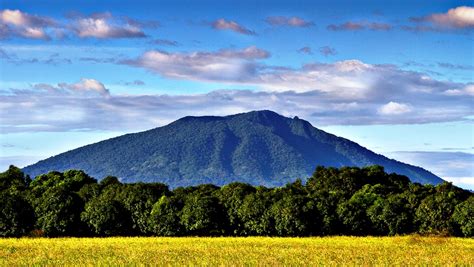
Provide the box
[1,236,473,266]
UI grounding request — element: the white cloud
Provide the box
[121,47,473,116]
[58,78,109,95]
[388,151,474,189]
[122,46,268,82]
[444,84,474,96]
[378,102,412,115]
[74,16,146,38]
[21,27,47,39]
[0,9,56,39]
[0,9,28,26]
[444,177,474,187]
[409,6,474,32]
[428,6,474,28]
[0,9,153,40]
[1,82,472,134]
[33,78,109,96]
[211,19,255,35]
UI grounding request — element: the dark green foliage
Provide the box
[271,194,315,236]
[100,183,169,235]
[451,196,473,237]
[81,196,129,236]
[100,176,121,189]
[180,194,225,236]
[312,190,343,235]
[149,196,184,236]
[237,188,274,235]
[0,191,35,237]
[0,165,30,192]
[415,182,468,235]
[216,182,255,235]
[77,183,101,202]
[29,170,96,199]
[34,187,84,237]
[23,110,443,187]
[368,194,413,235]
[337,184,385,235]
[1,165,471,237]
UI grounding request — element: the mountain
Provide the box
[23,110,444,187]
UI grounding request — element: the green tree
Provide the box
[0,165,30,192]
[77,183,101,202]
[101,183,168,235]
[237,188,274,235]
[337,184,384,235]
[368,194,412,235]
[451,196,473,237]
[415,182,468,235]
[271,194,314,236]
[180,194,225,236]
[216,182,255,235]
[0,191,35,237]
[81,195,129,236]
[100,176,121,189]
[149,195,184,236]
[34,187,84,236]
[29,170,96,199]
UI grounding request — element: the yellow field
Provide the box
[0,236,473,266]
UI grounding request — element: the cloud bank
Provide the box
[121,47,472,100]
[0,9,155,40]
[388,151,474,189]
[0,9,57,39]
[1,76,471,134]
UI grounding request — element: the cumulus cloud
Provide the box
[378,101,412,115]
[327,21,392,31]
[211,19,255,35]
[121,47,473,105]
[121,46,269,82]
[72,12,147,38]
[33,78,110,96]
[265,16,314,27]
[413,6,474,29]
[319,46,337,56]
[0,9,56,39]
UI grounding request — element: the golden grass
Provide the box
[1,236,473,266]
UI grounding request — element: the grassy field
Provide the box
[1,236,473,266]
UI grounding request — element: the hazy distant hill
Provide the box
[23,110,444,187]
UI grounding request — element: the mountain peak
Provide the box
[23,111,443,187]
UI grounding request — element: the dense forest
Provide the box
[0,165,472,237]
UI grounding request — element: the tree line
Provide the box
[0,165,472,237]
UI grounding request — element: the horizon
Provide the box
[0,1,473,189]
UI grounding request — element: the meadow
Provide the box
[1,236,473,266]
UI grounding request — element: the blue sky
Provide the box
[0,0,473,188]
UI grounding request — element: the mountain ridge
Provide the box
[23,110,444,187]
